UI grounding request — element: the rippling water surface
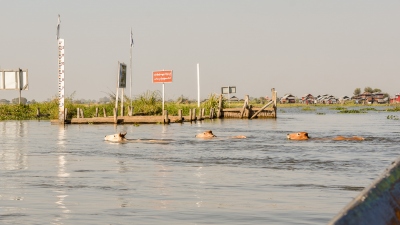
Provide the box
[1,108,399,224]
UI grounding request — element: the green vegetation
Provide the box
[0,91,227,120]
[331,106,347,110]
[353,88,361,96]
[338,109,367,114]
[302,106,316,111]
[134,90,162,115]
[386,107,400,112]
[0,104,39,120]
[1,90,400,121]
[387,115,399,120]
[201,93,224,112]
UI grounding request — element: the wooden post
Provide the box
[95,108,99,117]
[189,108,193,122]
[198,108,202,120]
[201,108,205,120]
[192,108,197,121]
[113,108,118,124]
[77,108,80,118]
[120,105,124,117]
[272,88,277,118]
[164,110,169,124]
[80,109,84,118]
[36,108,40,117]
[240,95,249,118]
[210,108,214,119]
[217,94,223,118]
[128,106,133,116]
[247,105,252,118]
[103,108,107,117]
[178,109,183,121]
[64,108,68,120]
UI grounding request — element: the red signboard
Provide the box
[153,70,173,83]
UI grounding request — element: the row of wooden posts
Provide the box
[50,88,277,124]
[72,107,219,123]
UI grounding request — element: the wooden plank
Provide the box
[217,94,223,118]
[240,95,249,118]
[250,101,274,119]
[122,116,165,123]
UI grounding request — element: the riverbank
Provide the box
[1,101,399,121]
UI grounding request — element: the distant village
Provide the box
[279,92,400,104]
[1,91,400,105]
[228,91,400,105]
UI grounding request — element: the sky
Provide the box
[0,0,399,102]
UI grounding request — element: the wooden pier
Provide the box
[51,89,277,125]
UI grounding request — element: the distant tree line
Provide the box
[353,87,389,98]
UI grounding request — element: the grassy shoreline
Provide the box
[0,93,400,121]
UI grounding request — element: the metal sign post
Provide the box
[0,69,29,104]
[221,86,236,106]
[116,62,127,116]
[153,70,173,115]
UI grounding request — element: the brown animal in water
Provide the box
[195,130,246,139]
[287,132,310,140]
[104,132,173,144]
[195,130,217,138]
[332,136,365,141]
[287,132,364,141]
[104,132,127,142]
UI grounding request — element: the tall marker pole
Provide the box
[197,63,200,108]
[130,28,133,110]
[57,14,65,124]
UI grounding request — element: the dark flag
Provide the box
[57,14,60,40]
[130,28,134,47]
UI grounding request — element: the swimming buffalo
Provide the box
[195,130,246,139]
[287,132,364,141]
[104,132,127,142]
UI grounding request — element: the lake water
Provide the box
[1,107,399,224]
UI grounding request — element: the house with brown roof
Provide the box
[373,92,386,104]
[316,94,338,104]
[280,94,296,104]
[358,92,373,104]
[353,92,388,104]
[301,94,314,104]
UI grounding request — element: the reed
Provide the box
[386,106,400,112]
[131,90,162,115]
